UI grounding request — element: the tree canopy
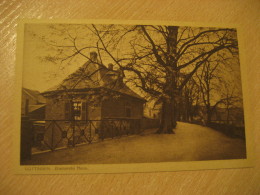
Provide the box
[29,23,242,133]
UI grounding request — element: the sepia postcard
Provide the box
[14,19,254,174]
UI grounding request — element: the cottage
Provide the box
[42,52,145,121]
[39,52,146,149]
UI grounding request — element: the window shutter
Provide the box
[81,102,87,121]
[65,101,71,120]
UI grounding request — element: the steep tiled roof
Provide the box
[43,53,145,101]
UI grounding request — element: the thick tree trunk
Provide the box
[156,26,179,134]
[157,99,177,134]
[171,99,177,129]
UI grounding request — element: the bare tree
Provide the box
[195,59,222,124]
[34,23,238,133]
[220,82,242,125]
[194,53,243,125]
[178,77,200,122]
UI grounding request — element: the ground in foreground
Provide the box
[22,122,246,165]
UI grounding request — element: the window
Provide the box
[126,107,131,117]
[73,102,82,120]
[65,101,87,120]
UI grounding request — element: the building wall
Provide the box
[28,107,45,120]
[43,95,102,149]
[45,98,66,120]
[45,96,102,121]
[101,96,144,119]
[21,91,38,115]
[88,103,102,120]
[41,94,144,150]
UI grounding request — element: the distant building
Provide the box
[21,88,46,120]
[211,107,244,126]
[144,103,161,119]
[192,105,244,127]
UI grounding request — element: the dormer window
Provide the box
[108,63,113,70]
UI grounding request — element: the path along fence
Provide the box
[189,119,245,139]
[20,117,159,161]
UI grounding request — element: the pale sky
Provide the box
[22,22,244,106]
[23,24,90,92]
[22,23,131,92]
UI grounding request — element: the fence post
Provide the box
[100,120,104,141]
[20,116,33,162]
[72,120,75,147]
[138,119,142,134]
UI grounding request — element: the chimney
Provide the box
[108,63,113,70]
[90,52,97,61]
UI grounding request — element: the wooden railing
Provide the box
[22,118,141,154]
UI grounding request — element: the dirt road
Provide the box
[23,122,247,165]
